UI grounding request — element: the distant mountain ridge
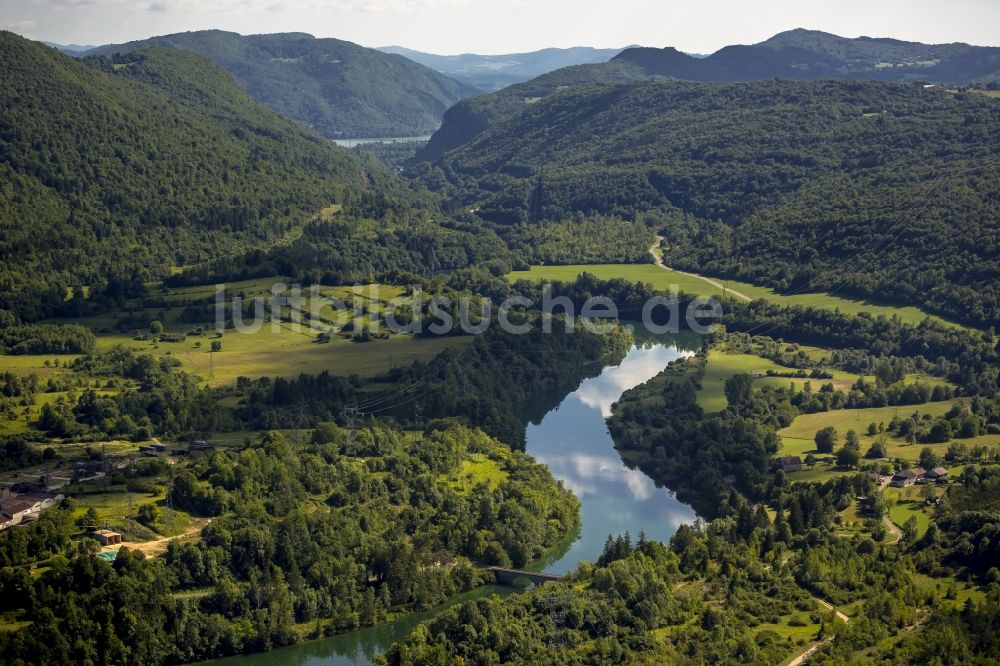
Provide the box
[84,30,478,138]
[615,29,1000,82]
[41,41,96,54]
[418,29,1000,160]
[376,45,628,91]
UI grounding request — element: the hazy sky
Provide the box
[2,0,998,54]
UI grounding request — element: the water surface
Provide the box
[204,336,698,665]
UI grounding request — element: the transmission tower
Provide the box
[341,406,360,455]
[413,403,424,443]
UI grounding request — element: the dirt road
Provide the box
[649,237,753,302]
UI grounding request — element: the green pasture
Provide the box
[507,263,967,328]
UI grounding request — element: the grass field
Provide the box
[697,352,790,413]
[34,281,468,387]
[96,328,466,387]
[912,573,987,611]
[0,354,80,378]
[777,400,998,464]
[71,485,195,538]
[695,349,874,414]
[439,452,510,495]
[507,264,966,328]
[884,489,933,538]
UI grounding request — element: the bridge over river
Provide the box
[483,566,564,586]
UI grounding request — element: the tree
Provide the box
[724,374,754,408]
[804,453,817,469]
[870,492,887,520]
[136,503,160,526]
[866,439,888,459]
[927,420,952,443]
[918,447,940,471]
[845,429,860,451]
[150,320,164,335]
[902,516,919,542]
[815,426,838,454]
[78,506,100,528]
[836,446,859,468]
[211,340,222,352]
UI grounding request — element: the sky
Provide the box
[1,0,998,54]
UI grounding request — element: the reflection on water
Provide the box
[524,340,698,574]
[331,136,431,148]
[203,585,518,666]
[201,333,699,665]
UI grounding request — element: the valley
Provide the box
[1,14,999,666]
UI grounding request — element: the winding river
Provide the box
[206,333,698,665]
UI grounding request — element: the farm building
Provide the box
[0,492,64,531]
[775,456,803,473]
[925,467,949,482]
[91,529,123,546]
[890,468,926,487]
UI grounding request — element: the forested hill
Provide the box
[0,33,362,321]
[616,28,1000,84]
[83,30,478,138]
[417,29,1000,160]
[412,79,1000,327]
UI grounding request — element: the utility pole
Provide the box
[164,476,175,532]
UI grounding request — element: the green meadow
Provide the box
[507,263,966,328]
[695,349,875,414]
[776,400,998,463]
[21,281,469,387]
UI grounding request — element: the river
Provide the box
[331,136,431,148]
[205,333,698,665]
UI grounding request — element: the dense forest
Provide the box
[0,33,364,321]
[0,424,578,664]
[84,30,477,138]
[417,31,1000,160]
[415,78,1000,326]
[382,467,1000,665]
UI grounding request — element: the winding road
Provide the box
[649,237,753,302]
[785,596,850,666]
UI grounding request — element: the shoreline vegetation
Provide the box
[1,27,999,666]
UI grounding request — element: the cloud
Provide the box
[37,0,498,13]
[575,346,694,418]
[2,19,39,34]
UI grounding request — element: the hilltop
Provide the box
[418,29,1000,159]
[84,30,478,138]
